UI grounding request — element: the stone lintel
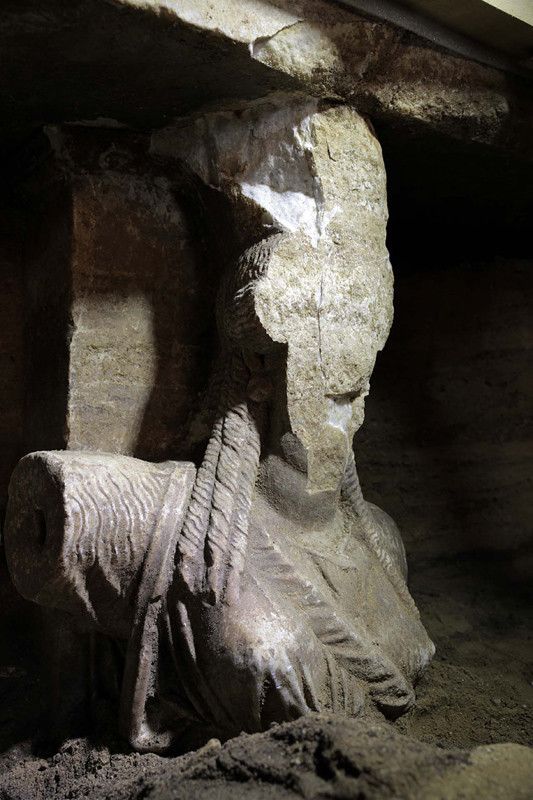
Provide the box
[0,0,532,162]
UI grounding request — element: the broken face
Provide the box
[254,229,393,494]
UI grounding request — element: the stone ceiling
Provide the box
[1,0,532,164]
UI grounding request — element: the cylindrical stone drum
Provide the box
[4,451,195,638]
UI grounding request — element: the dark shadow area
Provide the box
[382,128,533,270]
[356,123,533,749]
[0,554,42,751]
[0,0,299,159]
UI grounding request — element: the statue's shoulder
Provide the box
[342,497,407,582]
[9,449,195,498]
[5,451,196,614]
[366,502,408,582]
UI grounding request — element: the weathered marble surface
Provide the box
[0,8,529,800]
[0,0,531,516]
[5,451,195,637]
[154,99,395,492]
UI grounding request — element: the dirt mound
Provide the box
[1,714,532,800]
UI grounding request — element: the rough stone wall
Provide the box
[357,259,532,562]
[2,0,532,164]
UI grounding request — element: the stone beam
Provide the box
[0,0,532,162]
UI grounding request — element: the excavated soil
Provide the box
[396,553,533,751]
[0,549,531,799]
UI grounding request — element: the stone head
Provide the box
[220,107,394,495]
[159,102,394,495]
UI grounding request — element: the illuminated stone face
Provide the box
[252,105,394,493]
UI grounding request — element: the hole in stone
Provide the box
[34,508,47,548]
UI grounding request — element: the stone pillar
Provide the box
[21,126,216,462]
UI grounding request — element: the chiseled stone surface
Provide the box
[67,162,209,459]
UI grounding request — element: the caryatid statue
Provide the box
[4,101,434,752]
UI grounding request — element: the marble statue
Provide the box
[4,101,434,753]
